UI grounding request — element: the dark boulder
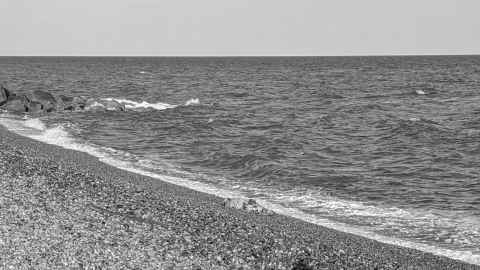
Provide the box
[29,90,57,112]
[57,95,73,110]
[57,95,86,111]
[2,95,30,113]
[72,96,87,110]
[0,84,12,106]
[0,85,125,114]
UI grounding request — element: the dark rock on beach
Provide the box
[58,95,87,111]
[27,100,45,114]
[72,96,87,110]
[57,94,74,110]
[0,84,127,114]
[28,90,57,112]
[0,126,477,269]
[2,94,30,112]
[0,84,12,106]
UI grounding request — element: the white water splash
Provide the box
[23,118,47,130]
[185,98,200,106]
[416,90,426,95]
[101,98,176,111]
[85,101,106,110]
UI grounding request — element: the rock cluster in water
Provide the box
[0,84,125,114]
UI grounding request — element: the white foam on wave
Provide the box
[409,117,420,122]
[86,101,106,109]
[0,115,237,199]
[416,90,426,95]
[23,118,47,130]
[260,201,480,265]
[185,98,200,106]
[101,98,177,111]
[0,114,479,266]
[101,97,199,111]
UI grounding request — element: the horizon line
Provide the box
[1,53,480,58]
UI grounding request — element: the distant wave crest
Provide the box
[101,97,199,111]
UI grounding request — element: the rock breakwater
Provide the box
[0,83,125,114]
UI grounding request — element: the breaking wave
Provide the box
[100,98,200,111]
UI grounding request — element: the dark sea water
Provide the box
[1,56,480,264]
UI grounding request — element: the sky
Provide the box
[1,0,479,56]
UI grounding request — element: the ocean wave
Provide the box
[0,115,479,265]
[101,97,199,111]
[416,89,426,95]
[185,98,200,106]
[101,98,177,110]
[23,118,47,130]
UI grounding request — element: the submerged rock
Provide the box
[223,198,274,214]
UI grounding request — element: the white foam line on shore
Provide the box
[0,115,479,266]
[258,201,480,265]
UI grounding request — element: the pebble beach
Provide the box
[0,126,478,269]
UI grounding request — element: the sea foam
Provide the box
[101,97,199,111]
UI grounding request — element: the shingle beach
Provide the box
[0,126,477,269]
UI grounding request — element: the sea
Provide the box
[0,56,479,265]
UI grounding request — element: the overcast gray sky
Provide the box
[1,0,479,56]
